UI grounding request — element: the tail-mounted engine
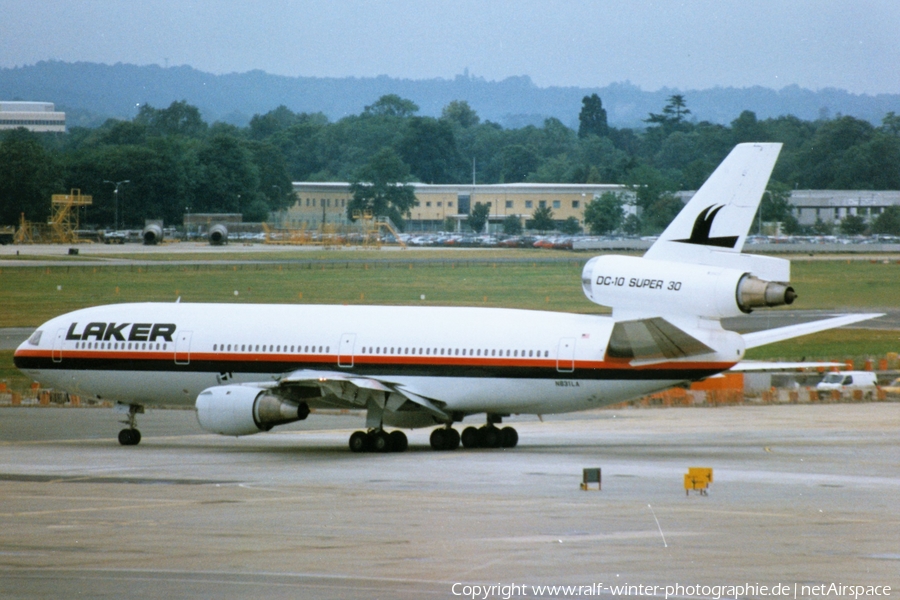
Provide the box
[196,385,310,436]
[581,255,795,319]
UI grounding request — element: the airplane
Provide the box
[14,143,881,452]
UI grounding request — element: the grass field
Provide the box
[1,254,897,386]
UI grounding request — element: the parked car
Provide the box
[816,371,878,400]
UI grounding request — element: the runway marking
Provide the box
[648,503,668,548]
[0,566,455,593]
[481,531,698,543]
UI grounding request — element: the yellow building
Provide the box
[286,182,633,232]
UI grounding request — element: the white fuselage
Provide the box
[15,302,742,417]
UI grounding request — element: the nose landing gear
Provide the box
[116,403,144,446]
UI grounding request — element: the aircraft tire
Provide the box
[349,431,367,453]
[461,426,480,448]
[499,427,518,448]
[388,430,408,452]
[429,428,447,450]
[445,428,460,450]
[118,428,141,446]
[479,425,500,449]
[370,430,391,453]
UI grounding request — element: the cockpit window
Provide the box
[28,330,43,346]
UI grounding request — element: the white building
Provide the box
[0,101,66,133]
[788,190,900,225]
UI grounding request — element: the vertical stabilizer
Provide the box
[644,143,782,267]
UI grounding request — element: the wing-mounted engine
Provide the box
[581,255,795,320]
[195,385,310,436]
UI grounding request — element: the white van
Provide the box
[816,371,878,400]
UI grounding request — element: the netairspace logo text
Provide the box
[450,582,892,599]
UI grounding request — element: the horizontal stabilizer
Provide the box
[607,317,714,360]
[742,313,884,349]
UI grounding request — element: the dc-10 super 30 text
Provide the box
[15,144,881,452]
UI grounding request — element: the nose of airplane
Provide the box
[13,328,43,367]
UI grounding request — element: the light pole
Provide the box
[103,180,130,231]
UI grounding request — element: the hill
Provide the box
[2,60,899,129]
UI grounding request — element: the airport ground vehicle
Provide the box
[816,371,878,400]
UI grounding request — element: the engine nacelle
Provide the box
[142,223,163,245]
[208,223,228,245]
[195,385,309,436]
[581,255,795,319]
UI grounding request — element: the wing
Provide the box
[277,369,449,425]
[730,360,844,372]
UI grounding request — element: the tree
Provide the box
[363,94,419,118]
[795,116,874,188]
[249,105,303,139]
[622,213,641,235]
[502,214,523,235]
[528,205,555,232]
[135,101,207,137]
[441,100,480,128]
[645,95,691,131]
[466,201,490,233]
[577,94,608,138]
[583,191,625,235]
[811,219,833,236]
[642,193,684,234]
[731,110,766,143]
[871,205,900,235]
[494,144,540,183]
[348,148,417,229]
[0,128,61,225]
[398,117,460,183]
[839,214,867,235]
[193,133,262,218]
[625,163,675,212]
[754,183,795,234]
[559,217,582,235]
[880,112,900,136]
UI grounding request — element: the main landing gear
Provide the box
[432,415,518,451]
[117,403,144,446]
[348,429,409,453]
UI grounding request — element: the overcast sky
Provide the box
[2,0,898,94]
